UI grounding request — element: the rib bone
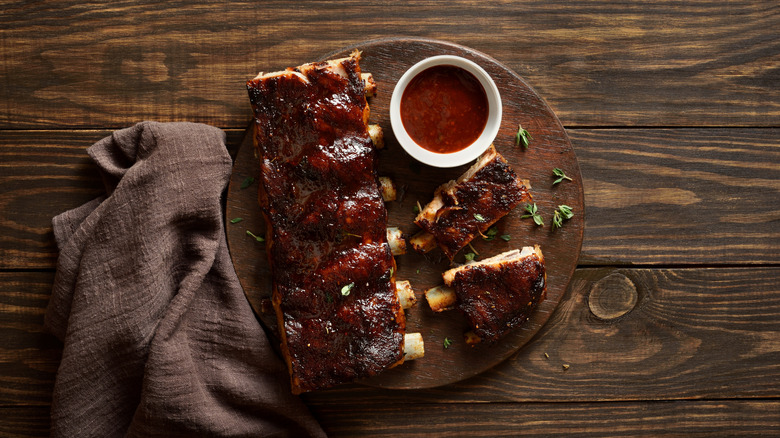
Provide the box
[379,176,397,202]
[396,280,417,310]
[403,333,424,361]
[425,285,457,312]
[387,227,406,256]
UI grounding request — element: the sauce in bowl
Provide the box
[400,65,489,154]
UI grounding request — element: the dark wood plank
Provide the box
[0,272,60,407]
[4,400,779,438]
[3,267,778,408]
[2,128,776,269]
[0,129,244,269]
[226,39,584,390]
[1,1,778,129]
[573,128,780,265]
[308,400,780,437]
[0,407,51,438]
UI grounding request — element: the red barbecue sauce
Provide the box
[400,65,489,154]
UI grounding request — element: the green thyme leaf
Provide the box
[558,204,574,219]
[552,210,563,230]
[515,124,532,149]
[464,252,477,262]
[482,226,499,241]
[240,177,255,189]
[474,213,486,222]
[230,217,244,224]
[443,337,453,349]
[552,168,572,185]
[552,205,574,231]
[521,203,544,226]
[246,230,264,242]
[341,282,355,296]
[500,234,511,242]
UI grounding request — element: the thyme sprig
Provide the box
[552,205,574,230]
[515,124,532,149]
[552,168,572,185]
[521,203,544,226]
[246,230,264,242]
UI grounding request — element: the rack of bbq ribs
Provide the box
[246,51,546,393]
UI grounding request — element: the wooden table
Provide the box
[2,1,778,436]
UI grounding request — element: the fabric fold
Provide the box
[45,121,324,438]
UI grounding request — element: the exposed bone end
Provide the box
[403,333,424,361]
[362,72,377,97]
[368,124,384,149]
[396,280,417,310]
[409,230,436,254]
[379,176,397,202]
[425,285,457,312]
[464,331,481,346]
[387,227,407,256]
[416,183,450,224]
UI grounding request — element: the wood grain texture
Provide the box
[0,272,60,408]
[573,128,780,265]
[4,267,777,408]
[4,400,779,437]
[2,128,776,269]
[1,1,778,129]
[0,407,51,438]
[307,400,780,437]
[227,39,584,389]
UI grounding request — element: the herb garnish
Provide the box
[500,234,511,242]
[558,205,574,219]
[473,213,486,222]
[443,337,453,349]
[482,226,499,241]
[230,217,244,224]
[521,203,544,226]
[246,230,264,242]
[515,124,532,149]
[341,282,355,296]
[464,252,477,262]
[240,177,255,189]
[552,168,572,185]
[552,205,574,231]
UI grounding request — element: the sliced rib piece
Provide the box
[440,246,546,343]
[246,52,409,393]
[413,145,531,260]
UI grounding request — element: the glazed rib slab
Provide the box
[413,145,532,259]
[443,246,546,343]
[246,53,405,393]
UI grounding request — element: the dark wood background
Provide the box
[1,1,778,436]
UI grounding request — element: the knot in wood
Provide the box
[588,273,638,320]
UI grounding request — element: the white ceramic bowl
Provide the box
[389,55,502,168]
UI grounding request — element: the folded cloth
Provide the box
[44,122,325,437]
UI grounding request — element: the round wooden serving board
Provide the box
[226,38,584,390]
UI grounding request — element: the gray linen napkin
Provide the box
[44,121,325,437]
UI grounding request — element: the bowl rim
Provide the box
[389,55,502,168]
